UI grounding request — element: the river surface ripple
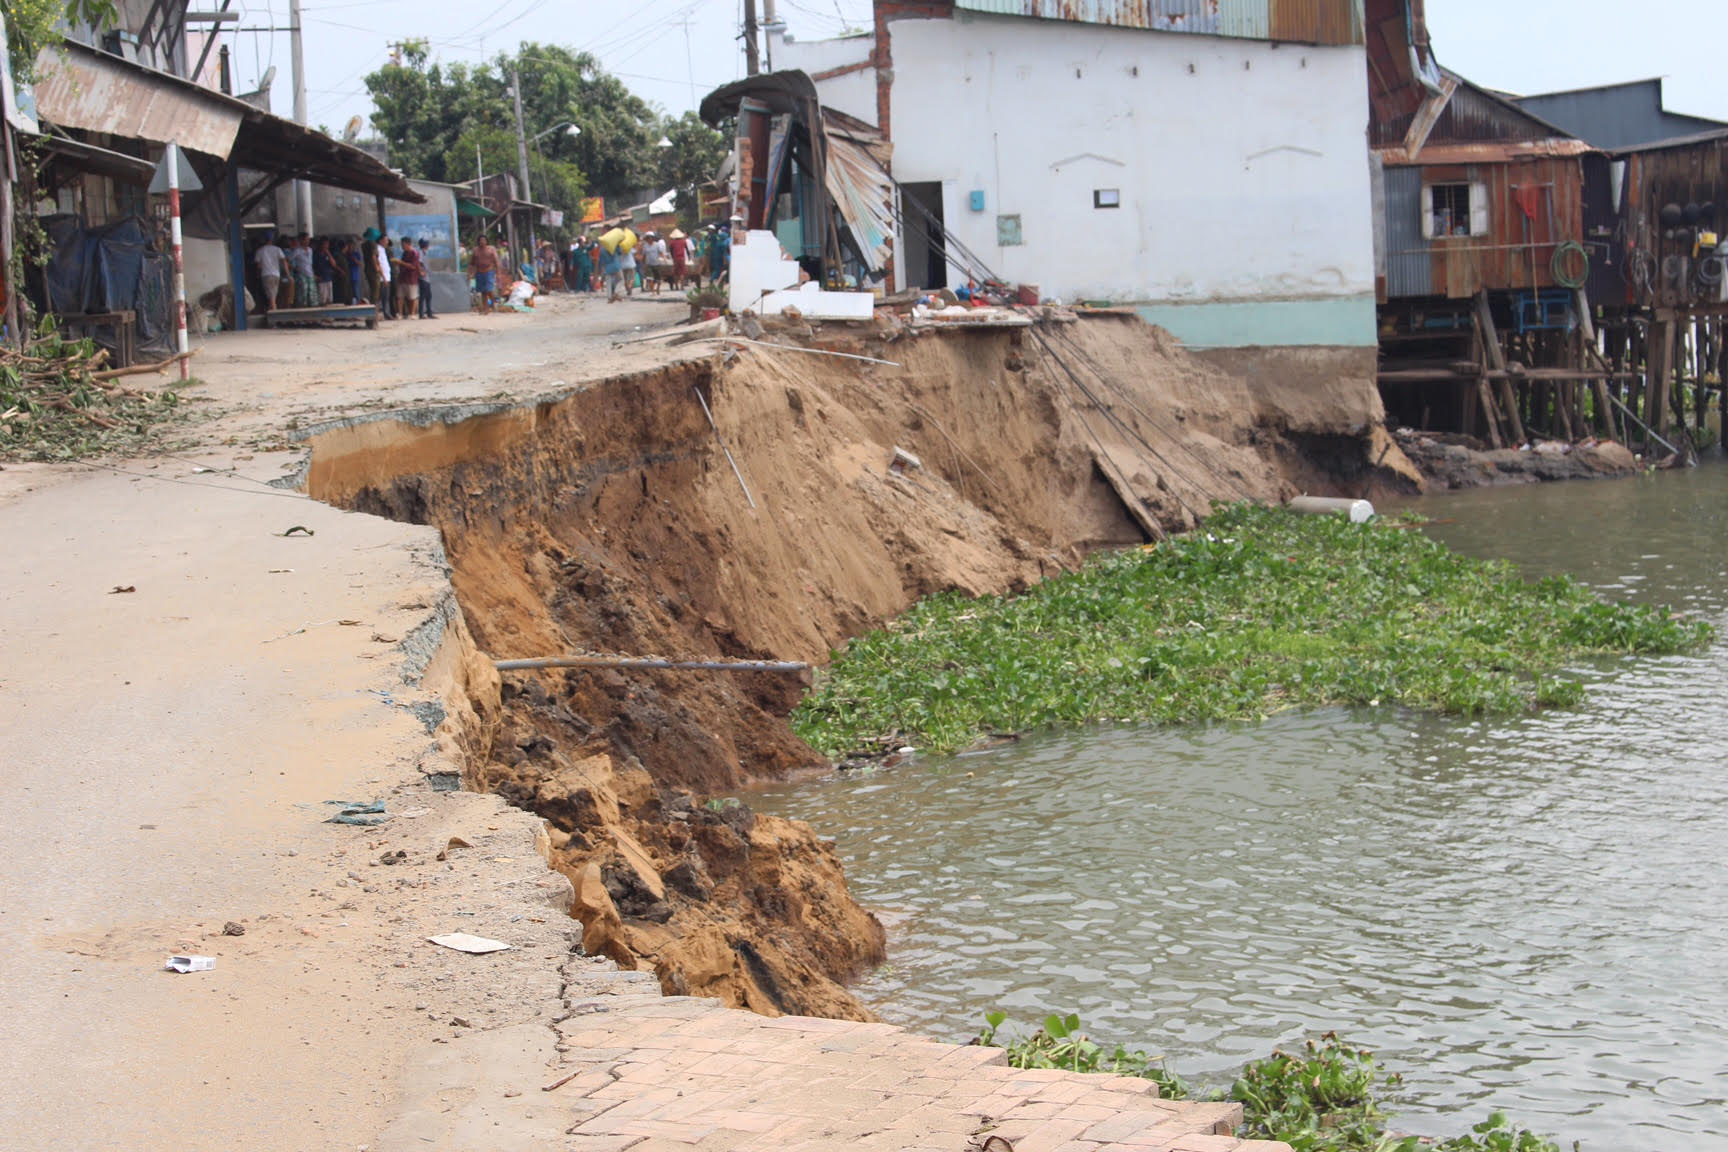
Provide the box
[751,464,1728,1148]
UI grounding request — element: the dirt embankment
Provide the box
[1392,427,1643,488]
[303,316,1418,1020]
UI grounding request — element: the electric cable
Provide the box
[74,460,318,501]
[1032,331,1194,532]
[885,180,1218,522]
[1031,327,1208,524]
[1049,325,1257,504]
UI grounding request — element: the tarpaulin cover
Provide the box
[42,215,175,353]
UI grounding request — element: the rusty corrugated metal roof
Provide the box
[822,110,895,269]
[34,43,244,158]
[952,0,1363,45]
[32,41,423,201]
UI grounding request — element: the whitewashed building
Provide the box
[771,0,1378,372]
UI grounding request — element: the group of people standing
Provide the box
[251,229,437,321]
[563,220,731,302]
[249,216,741,322]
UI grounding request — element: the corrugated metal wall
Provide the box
[952,0,1364,45]
[1383,158,1586,299]
[1270,0,1360,44]
[1384,166,1432,297]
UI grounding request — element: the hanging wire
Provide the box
[883,174,1217,525]
[1048,325,1257,504]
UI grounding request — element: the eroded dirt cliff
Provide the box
[304,315,1417,1019]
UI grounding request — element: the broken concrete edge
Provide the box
[282,343,722,450]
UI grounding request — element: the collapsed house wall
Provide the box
[303,317,1417,1019]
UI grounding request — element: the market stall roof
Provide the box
[33,40,423,202]
[36,133,157,183]
[457,198,497,217]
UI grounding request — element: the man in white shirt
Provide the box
[375,236,394,319]
[254,235,286,313]
[641,233,669,294]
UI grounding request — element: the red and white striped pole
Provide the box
[166,142,189,381]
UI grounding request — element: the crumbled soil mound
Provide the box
[306,316,1417,1017]
[1395,428,1641,489]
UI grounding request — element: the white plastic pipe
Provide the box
[1288,496,1375,523]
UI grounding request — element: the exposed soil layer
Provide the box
[305,315,1418,1019]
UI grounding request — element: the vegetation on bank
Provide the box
[977,1013,1561,1152]
[793,503,1711,758]
[0,325,188,461]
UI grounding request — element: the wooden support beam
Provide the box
[1474,292,1524,444]
[1650,316,1673,440]
[1471,315,1502,448]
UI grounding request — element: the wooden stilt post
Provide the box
[1576,289,1619,441]
[1694,316,1709,443]
[1650,314,1672,440]
[1475,291,1524,444]
[1471,310,1503,447]
[1717,319,1727,448]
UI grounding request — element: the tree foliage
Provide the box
[3,0,118,80]
[655,110,729,229]
[365,40,728,228]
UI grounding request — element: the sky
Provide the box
[237,0,1728,140]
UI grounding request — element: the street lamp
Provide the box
[532,121,582,145]
[526,122,583,257]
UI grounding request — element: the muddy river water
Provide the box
[750,464,1728,1147]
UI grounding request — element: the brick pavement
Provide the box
[397,965,1292,1152]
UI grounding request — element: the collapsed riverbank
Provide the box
[302,313,1417,1018]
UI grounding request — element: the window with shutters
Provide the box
[1423,182,1489,239]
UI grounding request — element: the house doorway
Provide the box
[900,182,947,291]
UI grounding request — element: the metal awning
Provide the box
[32,40,422,202]
[37,134,158,183]
[34,42,244,157]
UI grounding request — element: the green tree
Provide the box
[3,0,119,80]
[654,110,729,229]
[365,40,675,213]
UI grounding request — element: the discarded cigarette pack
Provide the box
[164,954,216,973]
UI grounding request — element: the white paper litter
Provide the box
[428,933,513,954]
[165,955,216,972]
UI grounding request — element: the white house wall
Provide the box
[774,31,878,124]
[881,13,1376,348]
[814,69,878,125]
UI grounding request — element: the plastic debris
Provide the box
[165,955,215,973]
[428,933,512,955]
[324,799,388,826]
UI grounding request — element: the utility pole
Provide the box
[289,0,312,234]
[511,68,536,252]
[762,0,777,71]
[743,0,760,76]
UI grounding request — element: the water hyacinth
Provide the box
[794,503,1712,758]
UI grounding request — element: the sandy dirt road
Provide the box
[0,294,692,1150]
